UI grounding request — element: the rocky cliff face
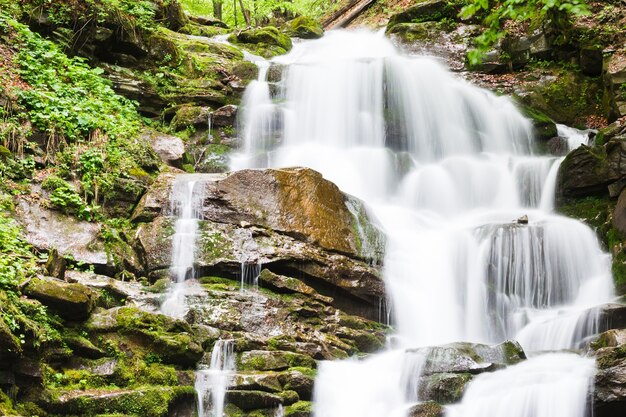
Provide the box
[2,1,626,416]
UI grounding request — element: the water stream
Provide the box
[161,176,204,318]
[196,339,236,417]
[232,30,615,417]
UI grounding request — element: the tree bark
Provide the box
[212,0,223,20]
[238,0,251,27]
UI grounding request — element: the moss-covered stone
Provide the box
[284,400,313,417]
[258,269,332,304]
[286,17,323,39]
[408,401,444,417]
[418,372,473,404]
[179,22,228,38]
[517,103,558,141]
[170,105,210,132]
[229,27,293,58]
[232,373,283,393]
[225,389,283,410]
[387,0,461,29]
[43,386,195,417]
[0,317,22,359]
[238,350,316,372]
[24,277,98,320]
[277,370,315,401]
[86,307,203,366]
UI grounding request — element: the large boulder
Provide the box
[229,26,293,58]
[286,16,324,39]
[206,168,382,258]
[410,340,526,375]
[387,0,459,28]
[86,307,203,366]
[143,129,186,167]
[23,277,98,320]
[133,168,386,319]
[593,336,626,417]
[16,198,108,270]
[237,350,316,372]
[557,140,626,200]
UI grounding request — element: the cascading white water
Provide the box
[446,353,596,417]
[161,175,206,318]
[196,340,236,417]
[232,30,615,417]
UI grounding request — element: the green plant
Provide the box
[48,181,94,221]
[460,0,590,65]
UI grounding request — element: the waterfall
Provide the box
[161,175,206,318]
[233,30,614,417]
[196,339,236,417]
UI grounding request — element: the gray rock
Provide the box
[225,390,283,410]
[144,130,185,167]
[238,350,316,372]
[557,140,626,200]
[212,104,238,127]
[16,198,108,269]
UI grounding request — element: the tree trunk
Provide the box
[212,0,223,20]
[238,0,251,27]
[233,0,238,26]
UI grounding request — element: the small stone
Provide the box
[516,215,529,224]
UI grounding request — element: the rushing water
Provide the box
[196,340,236,417]
[232,30,614,417]
[161,175,207,318]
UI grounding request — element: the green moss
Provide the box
[284,401,313,417]
[286,16,323,39]
[179,22,228,37]
[229,26,293,58]
[286,367,317,378]
[144,277,171,293]
[0,390,17,416]
[47,386,195,417]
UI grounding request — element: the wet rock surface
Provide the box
[593,329,626,417]
[134,168,386,319]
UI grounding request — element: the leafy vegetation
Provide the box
[460,0,590,64]
[180,0,337,27]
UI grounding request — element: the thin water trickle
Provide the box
[161,175,207,318]
[233,30,614,417]
[196,340,236,417]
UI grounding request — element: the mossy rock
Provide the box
[386,22,441,43]
[277,370,315,401]
[114,307,203,366]
[286,16,323,39]
[517,103,558,141]
[170,105,210,132]
[43,386,195,417]
[238,350,316,372]
[229,27,293,58]
[514,66,604,126]
[418,372,473,404]
[225,389,283,411]
[24,277,98,320]
[0,145,11,160]
[284,401,313,417]
[231,373,283,392]
[387,0,461,29]
[179,23,228,38]
[86,307,203,367]
[408,401,444,417]
[0,317,22,359]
